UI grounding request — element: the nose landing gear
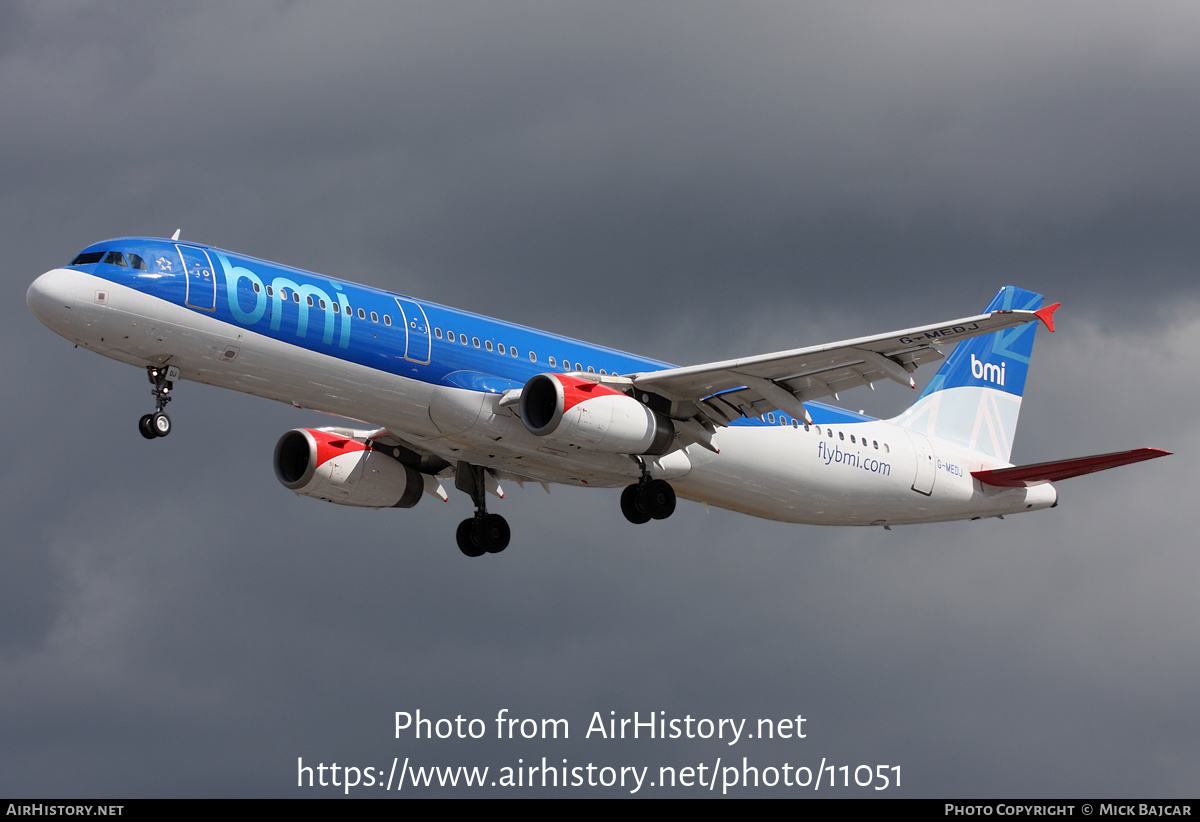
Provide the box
[139,365,177,439]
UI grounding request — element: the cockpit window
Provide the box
[128,253,147,270]
[71,252,104,266]
[103,251,128,267]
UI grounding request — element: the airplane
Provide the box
[26,234,1169,557]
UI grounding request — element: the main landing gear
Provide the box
[138,365,176,440]
[454,462,511,557]
[456,514,511,558]
[620,459,677,525]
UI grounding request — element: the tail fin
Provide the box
[891,286,1047,462]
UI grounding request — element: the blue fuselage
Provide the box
[66,237,870,428]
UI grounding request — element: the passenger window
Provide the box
[587,366,595,373]
[371,311,378,323]
[873,441,878,449]
[548,356,556,367]
[850,435,856,444]
[512,348,519,358]
[435,328,443,339]
[358,308,366,319]
[266,286,274,297]
[839,431,845,441]
[319,299,326,310]
[529,352,536,362]
[768,413,776,424]
[344,305,351,316]
[307,295,314,307]
[447,331,454,342]
[293,291,300,303]
[460,335,468,345]
[472,337,480,348]
[485,341,493,352]
[384,315,392,326]
[497,343,505,355]
[253,282,261,293]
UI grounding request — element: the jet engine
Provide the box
[518,373,674,455]
[273,428,423,508]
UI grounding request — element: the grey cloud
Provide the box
[1,1,1194,797]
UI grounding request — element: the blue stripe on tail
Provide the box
[892,286,1045,462]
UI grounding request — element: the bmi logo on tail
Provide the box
[970,353,1006,386]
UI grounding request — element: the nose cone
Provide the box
[27,268,80,333]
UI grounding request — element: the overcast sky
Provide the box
[2,1,1197,797]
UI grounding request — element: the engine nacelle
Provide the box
[273,428,423,508]
[519,373,674,455]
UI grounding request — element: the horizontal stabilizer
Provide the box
[972,448,1171,488]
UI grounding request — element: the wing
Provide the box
[629,303,1059,431]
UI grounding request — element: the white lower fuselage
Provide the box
[28,267,1057,527]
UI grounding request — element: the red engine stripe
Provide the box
[557,374,624,413]
[307,428,368,467]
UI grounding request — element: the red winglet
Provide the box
[1034,302,1060,332]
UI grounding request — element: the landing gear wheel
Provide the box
[142,365,176,440]
[480,514,511,553]
[456,519,485,557]
[621,484,651,525]
[452,463,514,556]
[151,412,172,438]
[644,479,676,520]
